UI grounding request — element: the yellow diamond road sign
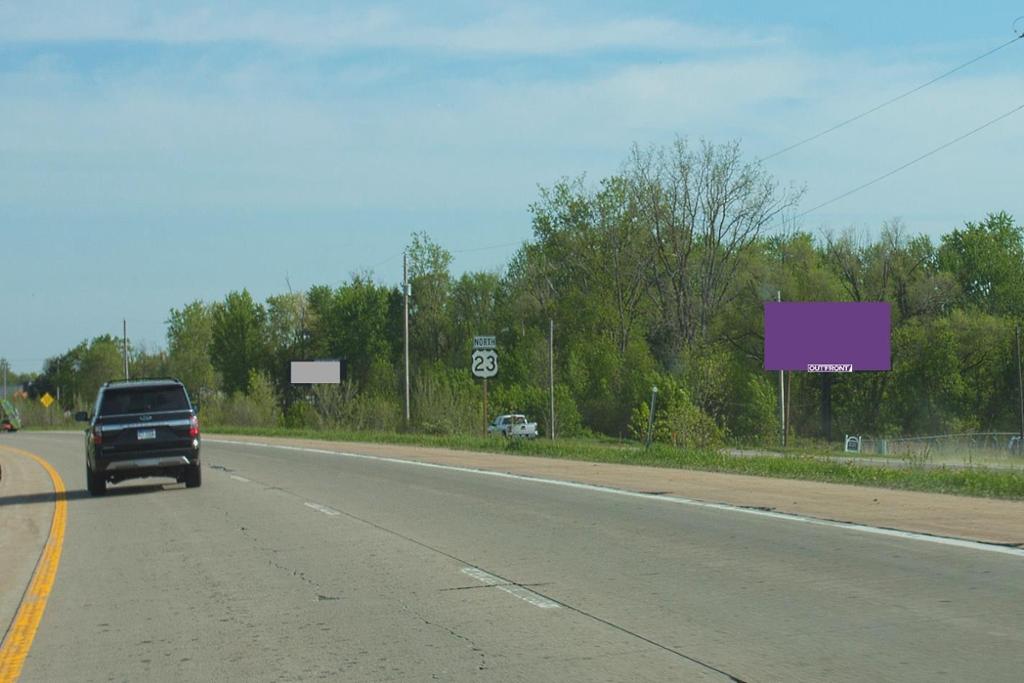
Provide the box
[40,392,54,408]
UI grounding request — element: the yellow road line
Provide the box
[0,445,68,683]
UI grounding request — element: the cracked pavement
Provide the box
[3,432,1023,681]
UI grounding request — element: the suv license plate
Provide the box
[137,429,156,440]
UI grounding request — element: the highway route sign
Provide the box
[471,349,498,378]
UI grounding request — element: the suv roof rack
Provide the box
[102,377,184,387]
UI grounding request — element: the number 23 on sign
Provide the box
[471,349,498,378]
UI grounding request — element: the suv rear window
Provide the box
[99,386,190,416]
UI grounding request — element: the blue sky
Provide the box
[2,1,1023,373]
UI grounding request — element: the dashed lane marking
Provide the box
[304,502,341,516]
[461,567,560,609]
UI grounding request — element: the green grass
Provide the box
[206,425,1024,500]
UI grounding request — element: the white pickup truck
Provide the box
[487,414,539,438]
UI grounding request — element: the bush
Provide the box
[412,364,479,435]
[348,393,401,432]
[728,375,779,444]
[628,378,725,449]
[283,400,320,429]
[4,395,80,429]
[205,369,280,428]
[490,383,583,437]
[308,381,357,428]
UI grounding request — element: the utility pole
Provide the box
[1016,323,1023,441]
[123,319,129,380]
[549,319,555,440]
[403,252,410,426]
[777,291,785,447]
[2,358,7,399]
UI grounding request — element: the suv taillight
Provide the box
[189,415,200,438]
[92,427,102,445]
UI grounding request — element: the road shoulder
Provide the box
[0,446,55,645]
[210,433,1024,546]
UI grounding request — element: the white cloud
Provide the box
[0,2,776,54]
[1,5,1021,237]
[2,6,1023,372]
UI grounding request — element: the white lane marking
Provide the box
[230,475,251,483]
[461,567,560,609]
[207,439,1024,558]
[304,502,341,516]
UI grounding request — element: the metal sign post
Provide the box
[41,392,54,426]
[645,386,658,449]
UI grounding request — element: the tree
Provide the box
[937,211,1024,316]
[626,137,802,358]
[265,291,312,401]
[167,301,217,401]
[210,290,268,395]
[131,346,169,379]
[449,271,502,366]
[407,232,454,363]
[77,336,124,404]
[330,275,401,390]
[526,175,653,355]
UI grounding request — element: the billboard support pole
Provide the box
[777,292,785,447]
[786,370,792,445]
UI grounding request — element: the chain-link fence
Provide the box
[844,432,1024,467]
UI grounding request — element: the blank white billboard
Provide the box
[290,360,342,384]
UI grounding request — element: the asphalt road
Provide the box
[3,432,1024,682]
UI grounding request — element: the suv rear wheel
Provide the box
[86,464,106,496]
[184,463,202,488]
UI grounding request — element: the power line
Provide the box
[761,32,1023,162]
[360,240,521,275]
[451,240,522,254]
[367,251,404,270]
[798,101,1024,218]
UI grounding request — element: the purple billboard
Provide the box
[764,302,891,372]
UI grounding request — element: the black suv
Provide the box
[75,378,201,495]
